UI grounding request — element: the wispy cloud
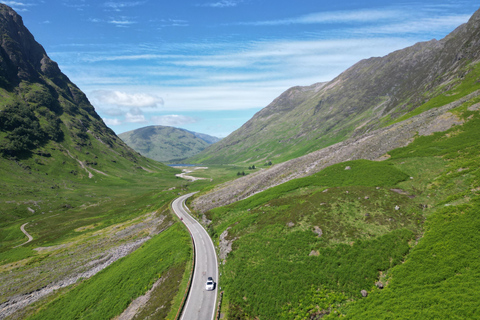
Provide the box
[103,1,145,11]
[62,1,89,11]
[200,0,242,8]
[151,115,198,126]
[354,14,471,35]
[238,9,401,26]
[2,0,34,11]
[108,17,137,26]
[159,19,189,28]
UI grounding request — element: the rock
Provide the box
[286,221,295,227]
[375,281,384,289]
[309,250,320,256]
[395,205,400,210]
[345,166,351,170]
[313,226,323,237]
[219,228,236,260]
[365,213,370,217]
[361,290,368,297]
[27,207,35,213]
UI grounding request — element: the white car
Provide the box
[205,277,215,291]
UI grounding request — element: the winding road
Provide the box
[172,193,218,320]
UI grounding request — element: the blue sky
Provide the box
[4,0,479,137]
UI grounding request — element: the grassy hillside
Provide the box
[195,97,480,319]
[0,5,202,318]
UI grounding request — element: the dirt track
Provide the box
[13,223,33,248]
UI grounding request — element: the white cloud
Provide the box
[354,15,471,35]
[201,0,242,8]
[2,0,33,11]
[91,90,164,109]
[102,108,125,116]
[103,1,145,11]
[108,18,137,26]
[125,112,147,123]
[151,115,198,126]
[159,19,189,28]
[103,118,122,126]
[240,9,401,26]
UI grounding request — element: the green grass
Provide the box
[327,97,480,319]
[27,223,191,320]
[201,160,421,319]
[201,97,480,319]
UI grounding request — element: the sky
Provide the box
[3,0,479,138]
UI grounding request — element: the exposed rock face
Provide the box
[0,5,63,86]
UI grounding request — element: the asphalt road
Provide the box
[172,193,218,320]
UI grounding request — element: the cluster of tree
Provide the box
[0,103,63,157]
[248,165,256,170]
[237,171,246,176]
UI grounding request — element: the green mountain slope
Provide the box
[198,93,480,319]
[118,125,220,162]
[0,5,193,319]
[190,8,480,165]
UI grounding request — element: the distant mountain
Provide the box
[0,4,168,178]
[190,8,480,165]
[118,126,220,162]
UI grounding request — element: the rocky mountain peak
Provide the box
[0,4,61,86]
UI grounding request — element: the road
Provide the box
[172,193,218,320]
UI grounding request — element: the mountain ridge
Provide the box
[189,7,480,165]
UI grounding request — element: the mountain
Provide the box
[118,125,220,162]
[191,9,480,319]
[0,5,188,319]
[0,4,165,174]
[189,8,480,165]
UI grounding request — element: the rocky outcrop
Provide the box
[0,4,62,85]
